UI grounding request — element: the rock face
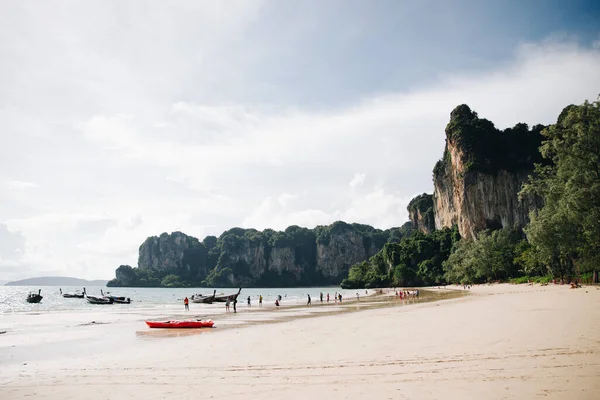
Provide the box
[109,222,409,287]
[433,105,544,239]
[407,193,435,234]
[138,232,201,272]
[316,229,379,281]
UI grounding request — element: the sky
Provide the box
[1,1,600,281]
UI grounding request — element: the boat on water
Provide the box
[145,319,214,329]
[85,293,113,305]
[100,290,131,304]
[191,290,217,304]
[26,289,43,304]
[213,288,242,303]
[60,287,86,298]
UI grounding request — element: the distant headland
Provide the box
[5,277,109,286]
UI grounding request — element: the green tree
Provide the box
[522,99,600,278]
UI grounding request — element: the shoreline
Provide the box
[2,283,598,399]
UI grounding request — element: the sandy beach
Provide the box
[1,284,599,399]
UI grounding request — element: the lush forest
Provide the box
[108,221,413,288]
[343,99,600,288]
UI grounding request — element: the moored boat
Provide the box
[100,290,131,304]
[26,289,43,304]
[145,319,214,329]
[86,294,113,305]
[191,290,217,304]
[60,287,86,298]
[213,288,242,303]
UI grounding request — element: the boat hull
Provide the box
[86,296,113,305]
[145,320,214,329]
[26,295,43,303]
[63,294,84,298]
[213,288,242,303]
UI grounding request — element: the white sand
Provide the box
[1,284,599,399]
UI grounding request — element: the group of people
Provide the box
[395,289,419,299]
[184,291,368,313]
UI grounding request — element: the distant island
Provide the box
[5,277,109,286]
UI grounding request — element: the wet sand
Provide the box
[1,284,599,399]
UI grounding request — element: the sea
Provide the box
[0,285,366,314]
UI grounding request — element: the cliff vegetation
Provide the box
[108,221,413,288]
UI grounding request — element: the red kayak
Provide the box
[145,319,214,329]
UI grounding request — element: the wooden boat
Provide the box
[213,288,242,303]
[60,287,85,298]
[26,289,43,303]
[191,290,216,304]
[145,319,214,329]
[100,290,131,304]
[86,294,113,305]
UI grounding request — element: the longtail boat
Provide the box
[213,288,242,303]
[26,289,43,304]
[101,289,131,304]
[191,290,217,304]
[60,287,86,298]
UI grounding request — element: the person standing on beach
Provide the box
[247,296,251,307]
[307,294,312,306]
[225,298,230,313]
[334,292,338,304]
[259,295,263,307]
[233,297,237,313]
[327,293,330,303]
[339,293,342,303]
[320,292,323,303]
[356,293,359,301]
[184,297,189,311]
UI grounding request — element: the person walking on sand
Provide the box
[225,298,230,313]
[247,296,251,307]
[184,297,189,311]
[320,292,323,303]
[307,294,312,306]
[259,295,263,307]
[233,297,237,313]
[327,293,330,303]
[339,293,342,303]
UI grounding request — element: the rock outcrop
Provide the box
[407,193,435,234]
[109,222,412,287]
[433,105,544,239]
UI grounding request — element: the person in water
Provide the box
[259,295,263,307]
[184,297,189,311]
[307,294,311,306]
[247,296,251,306]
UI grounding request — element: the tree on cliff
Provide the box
[522,99,600,279]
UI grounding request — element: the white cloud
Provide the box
[349,173,366,189]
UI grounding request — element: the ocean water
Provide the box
[0,286,368,314]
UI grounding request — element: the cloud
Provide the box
[1,19,600,281]
[349,173,366,189]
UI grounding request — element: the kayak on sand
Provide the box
[145,319,215,329]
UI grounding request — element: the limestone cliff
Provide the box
[108,222,411,287]
[407,193,435,234]
[433,105,544,239]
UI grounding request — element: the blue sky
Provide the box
[0,1,599,280]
